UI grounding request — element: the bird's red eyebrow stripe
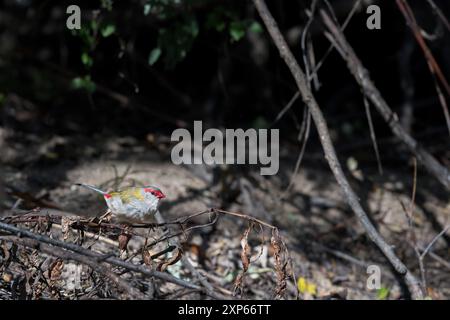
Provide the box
[104,194,112,199]
[144,188,154,193]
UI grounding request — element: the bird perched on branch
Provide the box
[75,183,166,222]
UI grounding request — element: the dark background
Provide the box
[1,0,450,300]
[1,0,449,154]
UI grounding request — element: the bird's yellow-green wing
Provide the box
[110,187,144,204]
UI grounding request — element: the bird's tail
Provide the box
[75,183,107,195]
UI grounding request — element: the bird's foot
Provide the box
[98,209,112,224]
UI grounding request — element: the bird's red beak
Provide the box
[157,192,166,199]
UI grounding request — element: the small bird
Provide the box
[75,183,166,222]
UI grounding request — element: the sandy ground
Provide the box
[1,130,449,299]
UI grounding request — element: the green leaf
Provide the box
[90,20,99,32]
[148,48,162,65]
[184,18,199,37]
[249,21,263,34]
[215,22,226,32]
[101,24,116,37]
[229,21,246,42]
[376,287,390,300]
[156,16,199,68]
[144,4,152,16]
[81,52,93,67]
[71,77,84,89]
[71,76,96,93]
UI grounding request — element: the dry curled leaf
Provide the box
[233,223,253,295]
[271,228,287,299]
[61,217,72,240]
[233,273,244,295]
[142,249,153,267]
[48,259,64,282]
[118,230,132,251]
[157,247,183,272]
[2,272,13,283]
[240,224,252,272]
[1,241,12,268]
[37,216,51,233]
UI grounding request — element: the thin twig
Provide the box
[363,95,383,175]
[420,225,450,260]
[426,0,450,33]
[283,109,311,194]
[309,0,363,79]
[215,209,276,229]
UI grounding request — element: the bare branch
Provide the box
[252,0,423,299]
